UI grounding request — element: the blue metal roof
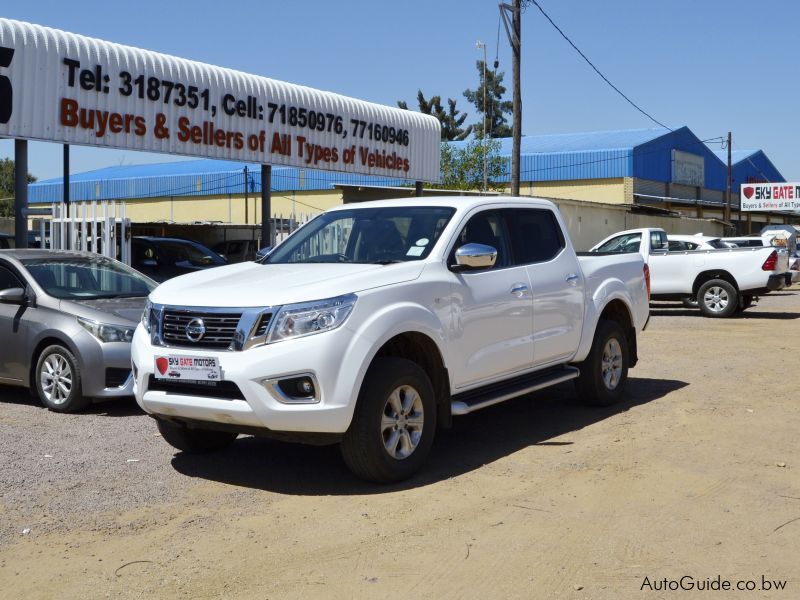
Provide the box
[29,160,412,204]
[28,127,785,202]
[712,149,785,189]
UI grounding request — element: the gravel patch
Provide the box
[0,392,189,547]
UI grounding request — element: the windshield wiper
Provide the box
[370,259,404,265]
[91,293,149,299]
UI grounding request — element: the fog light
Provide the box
[262,374,320,404]
[278,376,315,399]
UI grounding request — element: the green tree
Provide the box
[398,90,472,141]
[463,60,513,138]
[436,138,506,191]
[0,158,37,218]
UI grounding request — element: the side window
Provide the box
[0,264,22,291]
[451,210,510,269]
[507,208,565,265]
[650,231,667,251]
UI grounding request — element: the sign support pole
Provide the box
[14,138,27,248]
[63,144,70,218]
[261,165,272,247]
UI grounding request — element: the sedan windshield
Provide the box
[265,206,456,264]
[22,256,157,299]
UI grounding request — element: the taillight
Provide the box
[761,250,778,271]
[643,263,651,300]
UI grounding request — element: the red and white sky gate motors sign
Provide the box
[0,19,441,181]
[740,183,800,212]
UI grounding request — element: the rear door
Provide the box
[507,209,585,366]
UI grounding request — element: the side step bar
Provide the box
[450,366,579,416]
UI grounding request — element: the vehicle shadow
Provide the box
[0,384,143,416]
[649,305,800,320]
[0,384,38,407]
[170,376,687,495]
[85,396,144,417]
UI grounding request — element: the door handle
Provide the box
[566,273,579,286]
[510,283,529,297]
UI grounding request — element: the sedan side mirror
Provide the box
[0,287,27,304]
[452,243,497,271]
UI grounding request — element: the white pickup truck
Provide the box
[590,227,788,317]
[132,197,649,482]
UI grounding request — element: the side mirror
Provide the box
[0,287,26,304]
[452,243,497,271]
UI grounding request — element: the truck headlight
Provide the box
[267,294,357,343]
[141,299,152,333]
[77,317,136,343]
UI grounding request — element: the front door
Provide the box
[0,263,29,382]
[447,209,534,388]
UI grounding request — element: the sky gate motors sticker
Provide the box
[155,356,221,381]
[740,182,800,211]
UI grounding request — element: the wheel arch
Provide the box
[28,335,80,391]
[692,270,739,296]
[597,299,637,367]
[371,331,451,429]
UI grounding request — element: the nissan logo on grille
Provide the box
[185,318,206,342]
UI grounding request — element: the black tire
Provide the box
[574,320,629,407]
[681,297,699,309]
[341,357,436,483]
[34,344,90,413]
[697,279,738,318]
[156,419,238,453]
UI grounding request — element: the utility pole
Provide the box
[476,40,488,193]
[243,165,249,225]
[726,131,732,229]
[500,1,522,196]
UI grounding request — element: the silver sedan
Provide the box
[0,250,156,412]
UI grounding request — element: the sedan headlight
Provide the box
[77,317,136,343]
[141,299,152,333]
[267,294,357,343]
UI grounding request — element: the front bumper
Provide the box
[131,324,369,434]
[75,335,134,398]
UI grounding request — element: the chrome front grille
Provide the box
[150,305,277,351]
[161,309,242,350]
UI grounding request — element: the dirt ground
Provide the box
[1,286,799,599]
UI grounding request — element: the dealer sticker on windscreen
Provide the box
[154,356,221,381]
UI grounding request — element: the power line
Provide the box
[528,0,671,130]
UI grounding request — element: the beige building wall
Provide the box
[515,178,629,204]
[551,197,723,251]
[118,189,343,224]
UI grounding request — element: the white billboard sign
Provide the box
[671,149,704,187]
[0,19,441,181]
[740,183,800,211]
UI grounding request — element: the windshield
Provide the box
[22,257,157,299]
[265,206,456,264]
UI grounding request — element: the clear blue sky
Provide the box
[1,0,797,181]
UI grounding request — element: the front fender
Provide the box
[338,299,448,422]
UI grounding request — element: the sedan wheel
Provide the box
[35,345,89,412]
